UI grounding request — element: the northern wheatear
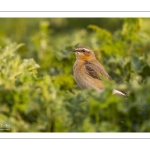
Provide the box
[72,45,126,97]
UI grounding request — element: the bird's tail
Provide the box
[112,89,127,97]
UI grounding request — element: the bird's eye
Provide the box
[81,49,86,52]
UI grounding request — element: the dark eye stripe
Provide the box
[81,49,86,52]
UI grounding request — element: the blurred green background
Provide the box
[0,18,150,132]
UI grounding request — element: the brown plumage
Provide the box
[72,45,126,97]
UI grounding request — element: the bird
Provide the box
[72,45,127,97]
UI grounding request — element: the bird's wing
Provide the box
[84,61,112,81]
[84,61,127,97]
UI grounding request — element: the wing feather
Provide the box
[84,61,112,81]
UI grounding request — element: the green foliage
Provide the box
[0,18,150,132]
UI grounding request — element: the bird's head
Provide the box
[72,46,96,61]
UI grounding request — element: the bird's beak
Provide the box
[72,49,78,52]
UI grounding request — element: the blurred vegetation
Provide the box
[0,18,150,132]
